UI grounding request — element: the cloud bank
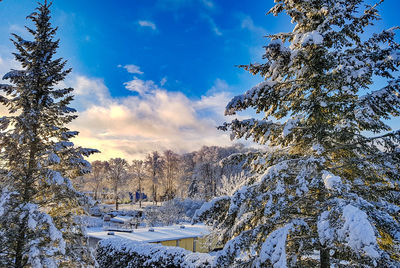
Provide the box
[68,74,234,161]
[0,56,237,161]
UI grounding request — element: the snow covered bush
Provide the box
[178,198,205,219]
[144,199,205,227]
[81,215,104,228]
[144,201,184,227]
[96,238,215,268]
[194,0,400,267]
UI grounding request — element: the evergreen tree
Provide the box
[0,2,98,267]
[195,0,400,267]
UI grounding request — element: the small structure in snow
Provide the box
[87,224,210,253]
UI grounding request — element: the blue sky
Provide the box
[0,0,399,160]
[1,0,288,99]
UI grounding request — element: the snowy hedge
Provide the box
[96,238,215,268]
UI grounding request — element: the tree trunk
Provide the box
[320,246,330,268]
[139,178,142,208]
[114,186,118,210]
[138,189,142,208]
[152,183,158,205]
[155,186,157,206]
[152,184,155,205]
[15,125,39,266]
[14,222,26,268]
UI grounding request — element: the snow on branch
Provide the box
[339,204,380,259]
[225,81,276,116]
[2,70,26,80]
[322,171,342,191]
[61,131,79,139]
[193,195,231,223]
[257,223,293,268]
[0,84,14,93]
[318,203,381,263]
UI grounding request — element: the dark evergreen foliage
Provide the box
[195,0,400,266]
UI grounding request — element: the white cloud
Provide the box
[240,15,268,61]
[67,75,111,109]
[9,24,26,35]
[241,16,266,35]
[208,78,229,93]
[160,76,167,86]
[202,14,222,36]
[138,20,157,31]
[0,56,21,83]
[68,75,234,161]
[157,0,214,10]
[118,64,144,74]
[0,55,236,161]
[124,77,159,95]
[194,79,233,121]
[201,0,214,8]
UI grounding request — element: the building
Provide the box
[87,224,211,253]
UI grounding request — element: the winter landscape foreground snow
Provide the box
[0,0,400,267]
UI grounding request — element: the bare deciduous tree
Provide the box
[145,152,163,205]
[106,158,128,210]
[130,160,145,208]
[87,160,108,200]
[162,150,180,201]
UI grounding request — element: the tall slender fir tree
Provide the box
[0,1,98,267]
[195,0,400,267]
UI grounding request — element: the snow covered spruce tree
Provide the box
[0,2,98,267]
[194,0,400,267]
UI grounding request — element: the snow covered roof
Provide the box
[87,224,209,243]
